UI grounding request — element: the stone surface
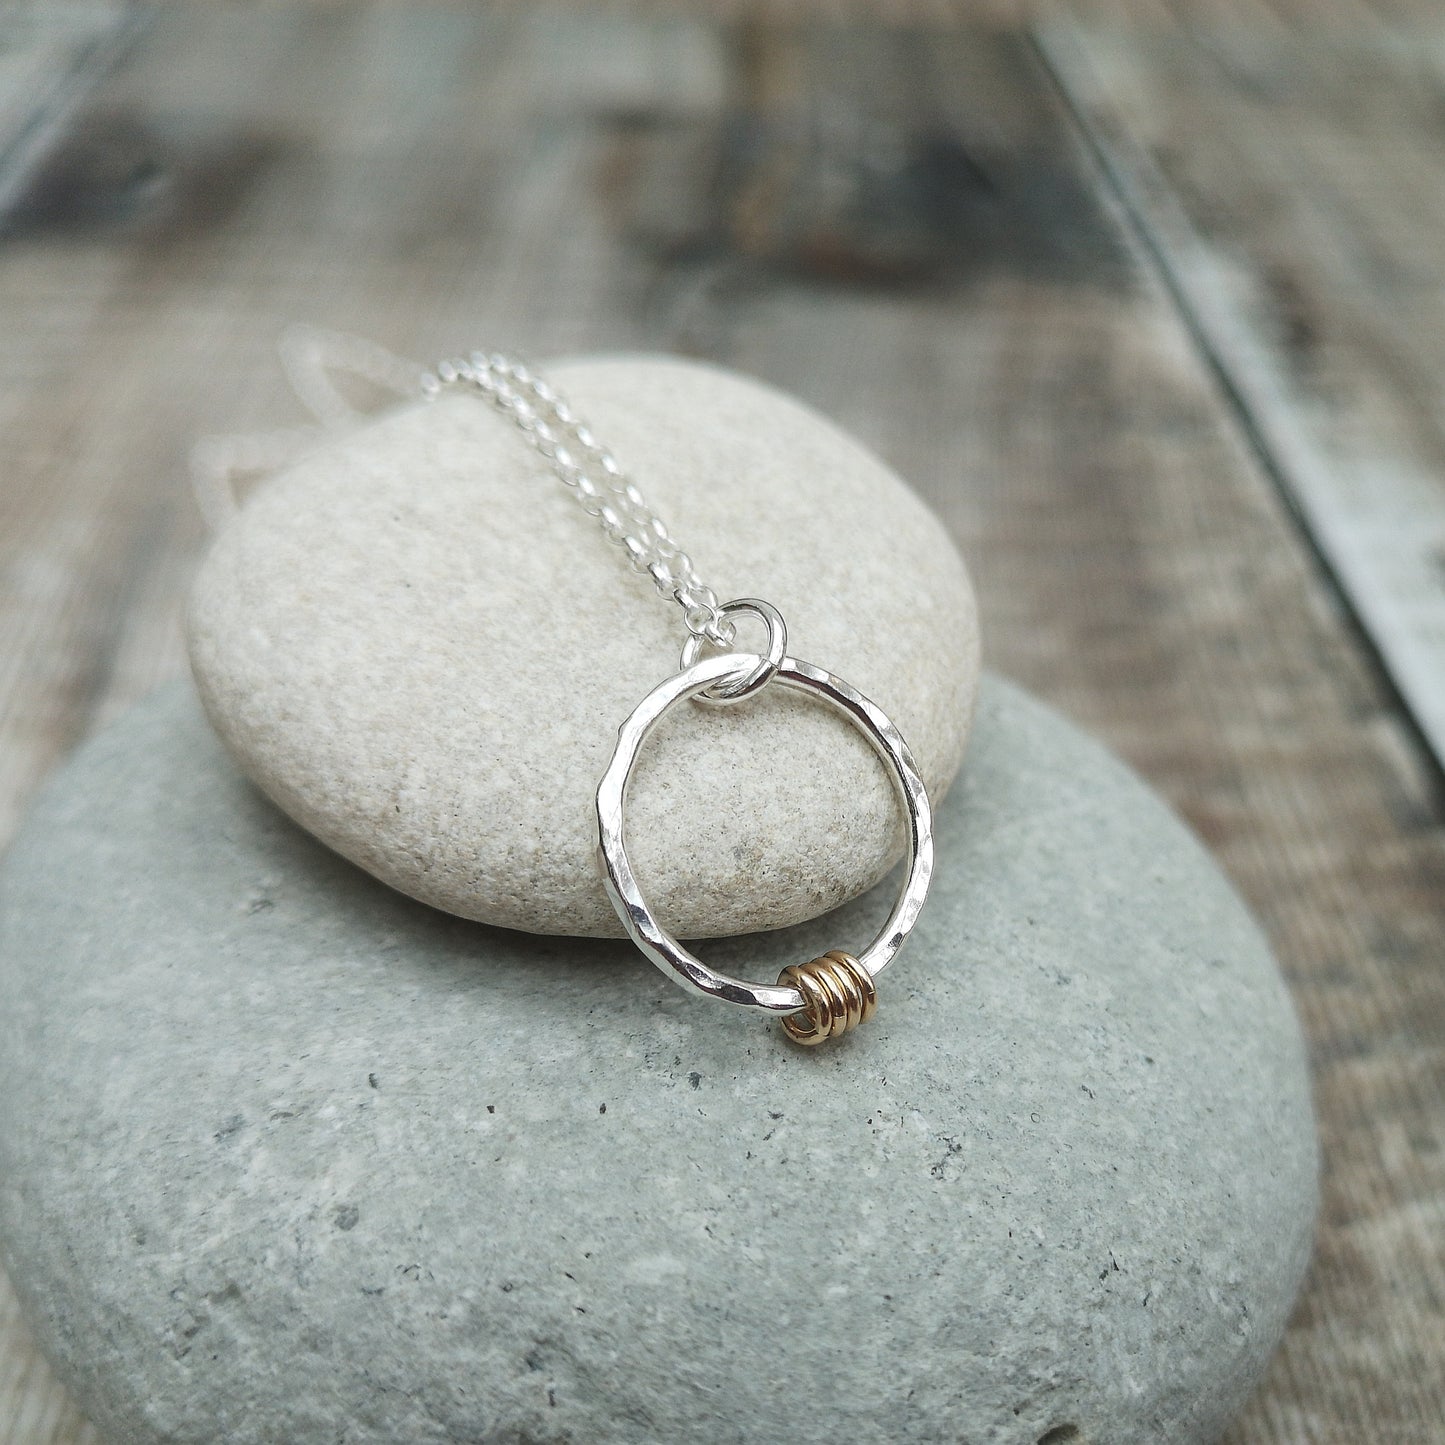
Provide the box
[186,355,981,938]
[0,677,1317,1445]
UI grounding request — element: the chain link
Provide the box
[422,353,735,646]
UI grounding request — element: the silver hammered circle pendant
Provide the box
[412,353,936,1047]
[595,600,934,1046]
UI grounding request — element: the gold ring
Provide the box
[777,951,878,1046]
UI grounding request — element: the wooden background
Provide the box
[2,2,1443,1441]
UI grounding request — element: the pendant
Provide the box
[595,599,934,1046]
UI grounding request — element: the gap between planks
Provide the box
[0,4,151,223]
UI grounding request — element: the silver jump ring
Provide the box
[595,650,934,1016]
[678,597,787,706]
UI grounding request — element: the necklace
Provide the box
[422,351,934,1047]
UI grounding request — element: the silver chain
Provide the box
[422,352,735,646]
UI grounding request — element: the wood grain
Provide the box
[0,3,135,214]
[1038,17,1445,782]
[0,6,1441,1442]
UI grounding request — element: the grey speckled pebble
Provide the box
[186,355,980,939]
[0,677,1316,1445]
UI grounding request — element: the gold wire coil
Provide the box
[777,950,878,1046]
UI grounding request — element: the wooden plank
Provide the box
[1035,18,1445,783]
[1032,21,1445,1444]
[0,6,1442,1442]
[0,3,140,219]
